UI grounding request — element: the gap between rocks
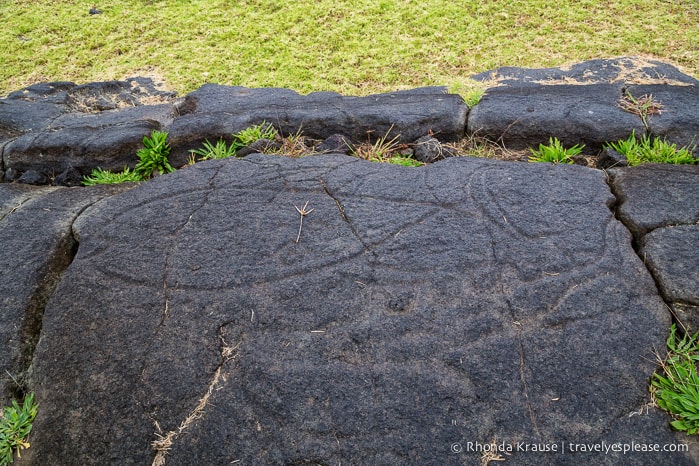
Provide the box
[12,199,98,399]
[602,171,677,322]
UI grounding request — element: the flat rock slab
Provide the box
[0,78,175,181]
[610,164,699,239]
[0,183,130,405]
[26,155,697,465]
[640,225,699,305]
[3,104,175,176]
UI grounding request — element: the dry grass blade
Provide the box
[352,126,402,161]
[618,90,663,130]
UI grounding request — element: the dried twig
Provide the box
[294,201,314,243]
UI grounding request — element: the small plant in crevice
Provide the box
[188,123,282,162]
[461,87,485,108]
[447,79,489,108]
[81,130,175,185]
[528,137,584,164]
[0,393,38,465]
[618,89,662,131]
[230,121,277,154]
[651,324,699,435]
[82,166,142,186]
[606,131,697,166]
[351,126,402,162]
[134,130,174,178]
[189,138,237,161]
[272,127,313,158]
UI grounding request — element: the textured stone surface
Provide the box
[0,183,130,406]
[467,84,644,153]
[168,85,468,166]
[4,104,175,177]
[24,155,696,465]
[412,135,456,163]
[640,225,699,305]
[610,164,699,239]
[597,147,628,169]
[0,78,175,182]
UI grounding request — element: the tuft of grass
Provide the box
[0,393,38,465]
[651,324,699,435]
[1,1,697,97]
[81,130,174,185]
[134,130,174,178]
[448,79,488,107]
[606,131,697,166]
[231,122,277,151]
[273,128,313,158]
[528,137,584,164]
[189,138,237,161]
[188,123,278,161]
[351,127,402,162]
[82,166,142,186]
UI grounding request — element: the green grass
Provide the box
[0,393,38,465]
[82,166,142,186]
[1,1,697,97]
[83,129,174,185]
[606,131,697,165]
[528,137,584,164]
[652,324,699,435]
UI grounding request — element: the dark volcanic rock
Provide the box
[0,78,173,148]
[3,104,175,177]
[5,81,76,103]
[0,93,67,145]
[610,164,699,239]
[316,133,354,154]
[672,303,699,334]
[0,78,176,181]
[640,225,699,305]
[16,170,49,185]
[597,147,628,169]
[0,183,129,406]
[467,84,644,153]
[26,155,695,465]
[52,166,83,187]
[64,78,175,113]
[412,135,456,163]
[167,85,468,166]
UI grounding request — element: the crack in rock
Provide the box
[150,328,240,466]
[5,190,115,400]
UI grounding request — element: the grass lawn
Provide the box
[1,0,698,97]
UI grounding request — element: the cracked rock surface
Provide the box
[15,154,697,465]
[0,183,131,406]
[611,164,699,332]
